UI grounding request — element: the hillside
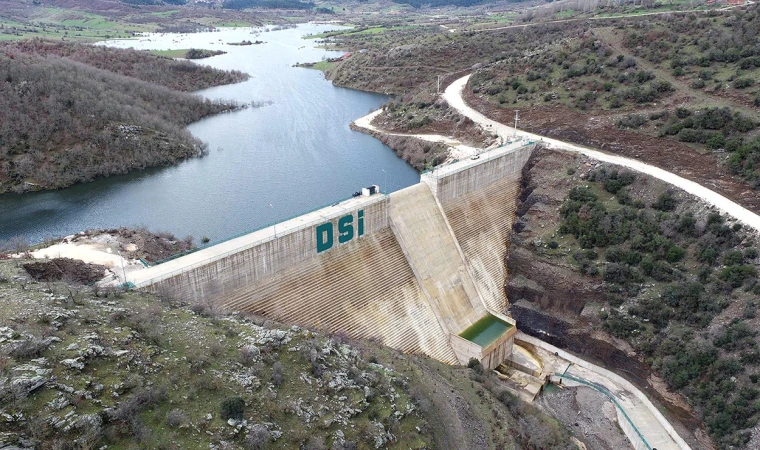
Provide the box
[0,259,576,449]
[508,147,760,449]
[0,42,249,194]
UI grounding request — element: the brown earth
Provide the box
[349,124,451,171]
[23,258,105,284]
[372,109,495,149]
[464,87,760,215]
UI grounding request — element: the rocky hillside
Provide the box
[508,147,760,449]
[0,259,575,449]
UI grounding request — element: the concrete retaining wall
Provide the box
[423,142,535,313]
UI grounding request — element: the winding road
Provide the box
[441,74,760,233]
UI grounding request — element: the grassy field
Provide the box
[0,13,151,42]
[148,49,192,58]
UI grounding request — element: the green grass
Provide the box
[214,21,254,27]
[148,10,180,17]
[148,49,192,58]
[0,6,155,42]
[555,9,578,19]
[308,60,338,72]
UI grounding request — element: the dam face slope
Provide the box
[388,183,487,335]
[223,227,459,364]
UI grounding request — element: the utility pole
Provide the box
[437,75,441,95]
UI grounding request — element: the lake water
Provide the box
[0,24,419,244]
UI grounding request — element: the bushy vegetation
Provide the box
[558,166,760,447]
[0,42,246,193]
[726,136,760,188]
[659,107,756,147]
[469,39,674,111]
[185,48,227,59]
[622,9,760,107]
[391,0,504,8]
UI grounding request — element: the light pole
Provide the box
[381,169,387,195]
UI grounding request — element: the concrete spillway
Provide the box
[134,141,536,365]
[388,183,486,336]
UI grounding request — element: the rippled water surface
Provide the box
[0,24,419,244]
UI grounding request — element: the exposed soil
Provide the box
[464,88,760,216]
[23,258,105,284]
[371,102,496,148]
[538,386,630,450]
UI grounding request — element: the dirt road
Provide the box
[443,74,760,233]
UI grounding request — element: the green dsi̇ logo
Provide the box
[316,210,364,253]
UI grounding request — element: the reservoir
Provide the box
[0,24,419,244]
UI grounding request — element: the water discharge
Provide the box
[0,24,419,244]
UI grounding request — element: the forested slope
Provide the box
[0,42,248,194]
[1,40,248,92]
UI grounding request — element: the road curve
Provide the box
[443,74,760,233]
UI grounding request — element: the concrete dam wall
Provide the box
[133,141,536,364]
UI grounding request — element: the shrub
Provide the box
[8,338,48,360]
[723,250,744,266]
[616,114,647,129]
[718,265,757,288]
[220,396,245,421]
[246,424,272,450]
[166,409,188,428]
[733,78,753,89]
[109,387,167,429]
[665,246,686,263]
[713,321,757,351]
[272,361,283,387]
[497,389,520,413]
[652,191,677,211]
[467,358,484,375]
